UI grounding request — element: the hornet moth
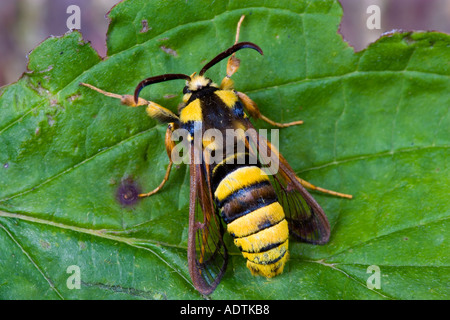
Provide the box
[81,16,352,296]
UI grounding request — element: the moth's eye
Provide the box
[183,86,191,94]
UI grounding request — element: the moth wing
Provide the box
[243,119,330,244]
[187,146,228,295]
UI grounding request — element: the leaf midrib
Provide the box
[1,208,447,267]
[4,208,445,300]
[0,211,194,295]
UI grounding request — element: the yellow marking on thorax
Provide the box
[179,98,202,123]
[227,202,285,238]
[203,138,221,152]
[182,93,192,104]
[202,137,214,148]
[214,166,269,202]
[215,90,238,108]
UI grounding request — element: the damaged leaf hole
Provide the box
[67,93,81,102]
[47,114,55,127]
[163,94,178,99]
[117,179,141,206]
[160,45,178,57]
[140,19,151,33]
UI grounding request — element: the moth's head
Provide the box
[183,73,218,94]
[134,42,262,105]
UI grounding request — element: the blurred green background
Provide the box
[0,0,449,87]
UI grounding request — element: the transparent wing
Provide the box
[243,119,330,244]
[187,147,228,295]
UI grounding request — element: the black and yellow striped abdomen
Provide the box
[211,153,289,277]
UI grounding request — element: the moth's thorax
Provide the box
[179,88,242,127]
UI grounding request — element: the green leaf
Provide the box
[0,0,449,300]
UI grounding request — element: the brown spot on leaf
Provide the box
[117,179,140,206]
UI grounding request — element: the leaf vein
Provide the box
[0,211,194,291]
[297,144,450,174]
[305,259,393,299]
[325,215,450,261]
[0,222,65,299]
[0,126,158,203]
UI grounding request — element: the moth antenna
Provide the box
[199,42,263,76]
[134,73,191,104]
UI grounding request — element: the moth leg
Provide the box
[81,83,180,197]
[218,16,302,127]
[220,15,246,90]
[80,83,179,123]
[138,161,173,198]
[273,138,353,199]
[80,82,148,106]
[139,123,176,198]
[295,177,352,199]
[237,91,304,128]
